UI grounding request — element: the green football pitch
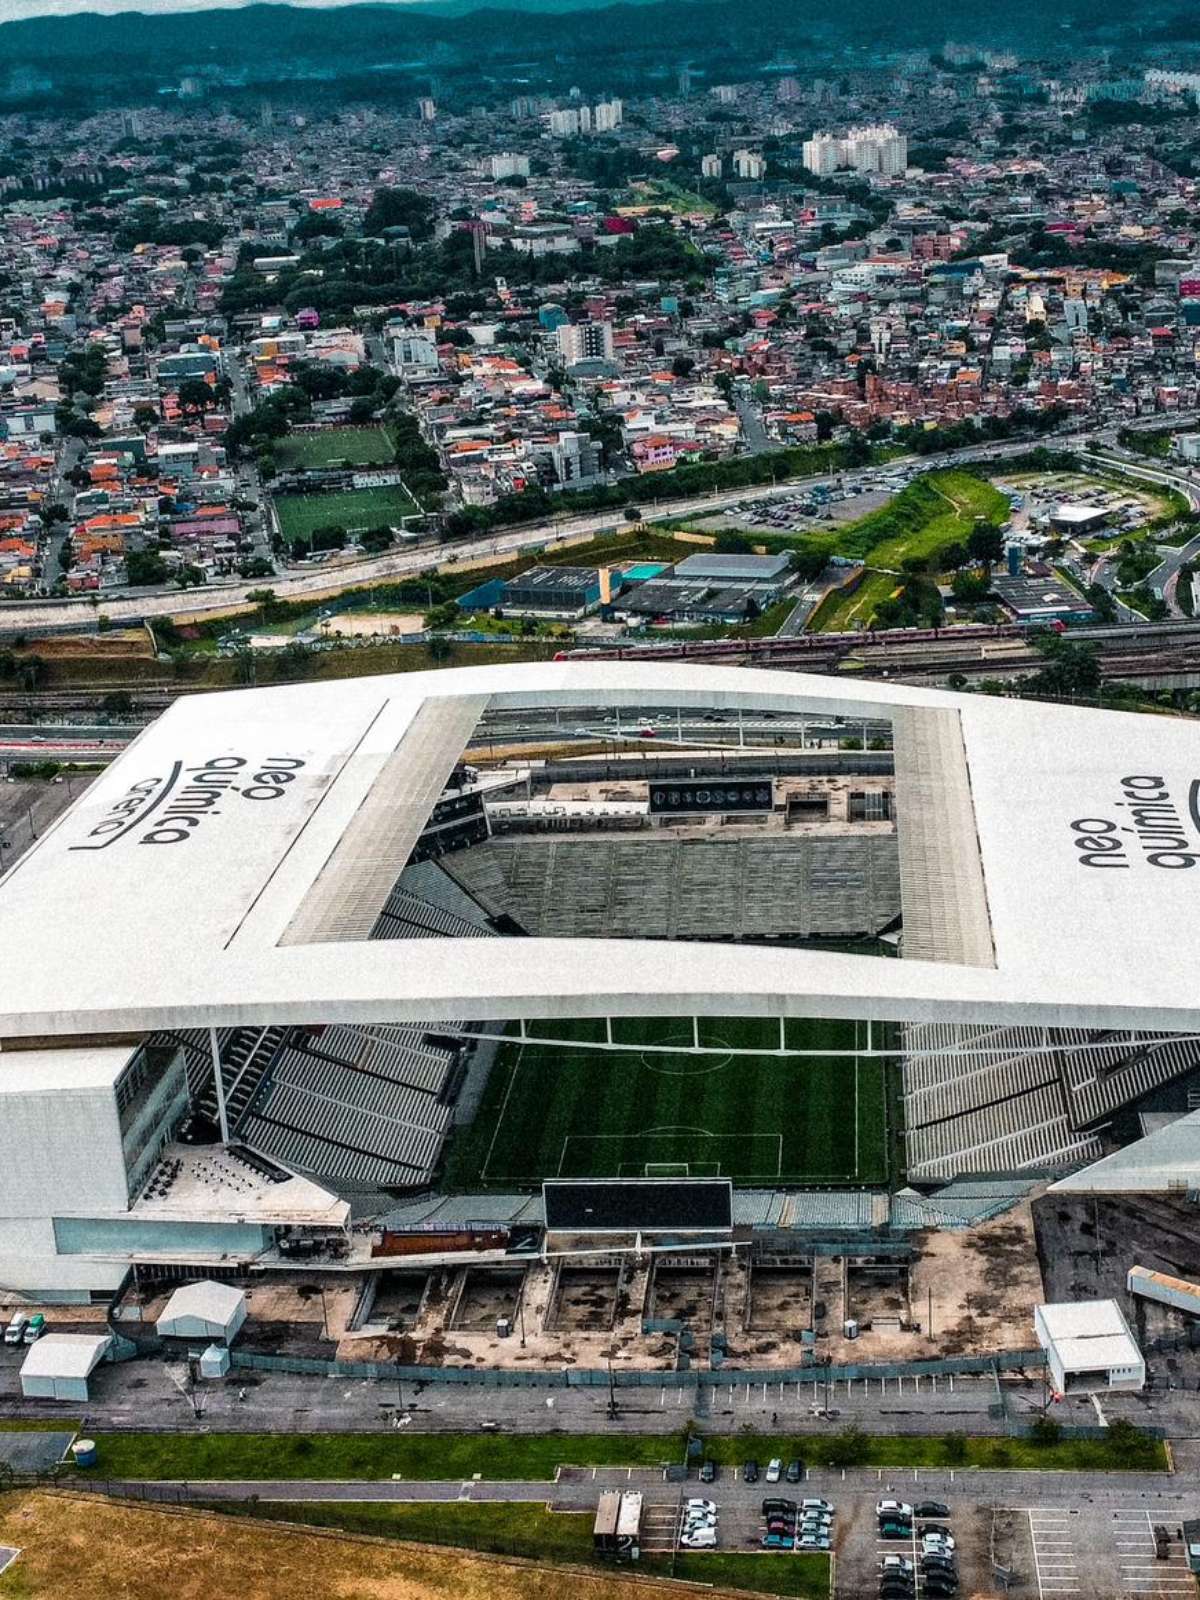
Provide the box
[445,1017,895,1188]
[274,426,396,469]
[273,482,420,541]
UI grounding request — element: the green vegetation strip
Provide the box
[660,1553,830,1599]
[82,1424,1166,1481]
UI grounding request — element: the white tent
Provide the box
[20,1333,112,1402]
[156,1281,247,1344]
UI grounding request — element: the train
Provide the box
[552,619,1068,664]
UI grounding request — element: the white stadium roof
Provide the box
[0,660,1199,1036]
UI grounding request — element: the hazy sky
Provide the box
[0,0,415,22]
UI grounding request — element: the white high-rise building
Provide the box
[803,124,907,176]
[548,107,581,136]
[489,152,531,181]
[732,149,766,180]
[594,98,623,132]
[417,97,437,122]
[701,153,723,179]
[802,133,840,176]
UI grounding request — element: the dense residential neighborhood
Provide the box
[6,40,1200,617]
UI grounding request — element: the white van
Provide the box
[4,1313,28,1345]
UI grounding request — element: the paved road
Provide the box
[84,1465,1194,1509]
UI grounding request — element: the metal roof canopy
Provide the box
[1,661,1200,1036]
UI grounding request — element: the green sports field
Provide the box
[274,425,397,469]
[273,482,420,541]
[445,1016,895,1188]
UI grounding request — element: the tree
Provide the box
[1029,635,1102,698]
[125,548,169,587]
[362,186,435,241]
[670,354,695,379]
[426,634,454,663]
[101,691,133,717]
[177,377,216,416]
[132,403,159,430]
[1085,582,1117,622]
[967,521,1005,566]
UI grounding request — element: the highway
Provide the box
[0,433,1101,638]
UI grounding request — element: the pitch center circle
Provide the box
[640,1033,733,1075]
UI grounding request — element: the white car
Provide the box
[766,1458,782,1483]
[923,1532,956,1553]
[802,1498,835,1515]
[686,1499,717,1515]
[877,1500,913,1519]
[681,1529,717,1549]
[881,1556,914,1575]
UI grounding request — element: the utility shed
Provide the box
[1034,1299,1145,1395]
[156,1280,247,1344]
[20,1333,112,1401]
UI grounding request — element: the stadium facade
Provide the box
[1,661,1199,1299]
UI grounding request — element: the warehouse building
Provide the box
[1034,1300,1145,1394]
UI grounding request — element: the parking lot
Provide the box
[1014,1504,1196,1600]
[562,1474,1200,1600]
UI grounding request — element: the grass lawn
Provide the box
[81,1430,685,1482]
[76,1427,1167,1483]
[702,1430,1168,1472]
[444,1017,892,1188]
[273,425,396,469]
[809,571,902,633]
[864,471,1008,569]
[274,482,420,541]
[212,1500,598,1563]
[656,1553,829,1599]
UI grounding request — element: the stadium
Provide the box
[1,658,1200,1334]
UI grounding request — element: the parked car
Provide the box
[743,1460,760,1484]
[923,1578,958,1597]
[699,1459,717,1484]
[785,1459,804,1483]
[918,1523,954,1539]
[681,1529,717,1550]
[921,1554,957,1574]
[877,1501,913,1519]
[762,1498,796,1516]
[763,1534,794,1551]
[879,1523,912,1540]
[881,1557,914,1575]
[915,1501,950,1519]
[21,1314,45,1344]
[798,1534,831,1551]
[801,1499,834,1515]
[765,1458,782,1484]
[880,1581,915,1598]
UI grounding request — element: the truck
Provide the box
[593,1490,643,1560]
